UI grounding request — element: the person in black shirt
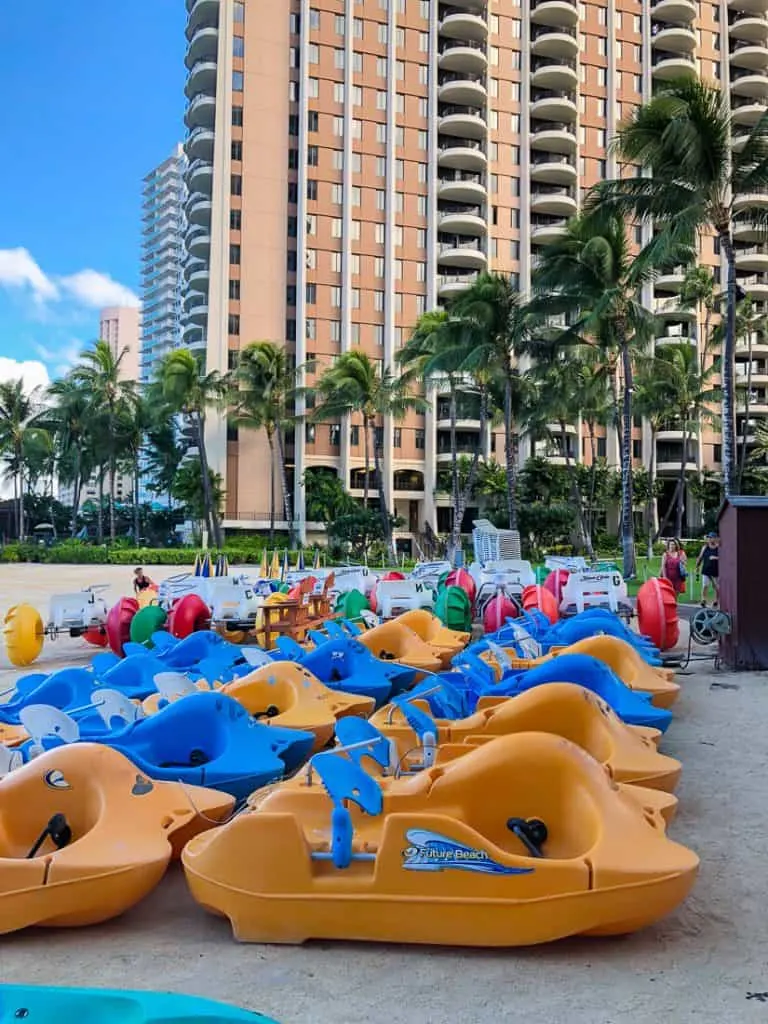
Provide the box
[695,533,719,607]
[133,567,155,594]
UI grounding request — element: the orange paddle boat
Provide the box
[0,743,233,935]
[183,731,698,946]
[356,620,443,674]
[392,610,470,666]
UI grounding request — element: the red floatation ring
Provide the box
[168,594,211,639]
[105,597,140,657]
[521,584,559,625]
[636,577,680,651]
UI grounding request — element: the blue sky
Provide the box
[0,1,186,388]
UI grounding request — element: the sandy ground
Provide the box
[0,564,764,1023]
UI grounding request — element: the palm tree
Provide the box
[532,209,686,577]
[70,340,138,542]
[156,349,229,548]
[592,77,768,498]
[144,417,185,508]
[312,351,427,554]
[447,273,543,532]
[45,376,94,536]
[634,359,673,556]
[0,379,42,539]
[232,341,297,541]
[398,310,487,559]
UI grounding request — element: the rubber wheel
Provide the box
[168,594,211,639]
[129,605,168,647]
[3,604,44,667]
[105,598,140,657]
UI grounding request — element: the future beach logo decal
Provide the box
[402,829,534,876]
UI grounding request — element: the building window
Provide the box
[229,244,241,264]
[305,317,316,340]
[232,106,243,127]
[306,283,316,303]
[229,278,241,300]
[289,114,299,136]
[306,424,316,443]
[307,145,319,166]
[233,35,244,58]
[231,174,242,196]
[234,0,244,21]
[632,439,642,460]
[393,427,402,448]
[228,314,240,336]
[286,319,296,341]
[287,215,297,237]
[308,43,319,63]
[306,179,318,200]
[308,110,319,132]
[597,437,607,458]
[286,285,297,306]
[232,70,244,91]
[288,149,298,169]
[329,424,341,447]
[331,287,342,307]
[230,209,242,231]
[231,140,243,162]
[415,429,425,450]
[351,425,360,446]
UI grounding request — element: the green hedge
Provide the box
[0,541,324,566]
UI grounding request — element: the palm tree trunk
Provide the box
[721,231,737,498]
[362,416,371,509]
[108,456,117,543]
[133,455,141,544]
[276,426,293,537]
[18,463,24,542]
[738,329,753,490]
[674,424,689,538]
[373,433,392,554]
[587,422,598,544]
[647,426,657,560]
[70,450,81,537]
[618,329,636,577]
[456,387,488,555]
[97,470,104,544]
[266,428,276,542]
[504,370,518,531]
[561,422,593,558]
[196,413,222,548]
[449,383,460,560]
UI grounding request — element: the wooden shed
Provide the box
[717,496,768,670]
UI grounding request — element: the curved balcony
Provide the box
[186,193,213,227]
[438,205,487,235]
[185,59,218,100]
[438,39,487,75]
[651,23,697,51]
[438,10,488,42]
[438,171,487,204]
[729,12,768,40]
[185,127,215,161]
[530,186,577,217]
[183,256,206,281]
[657,428,688,442]
[437,240,488,270]
[530,153,577,184]
[531,0,579,28]
[188,302,209,326]
[655,266,686,291]
[652,0,697,21]
[736,338,768,355]
[187,158,213,194]
[728,0,768,13]
[731,67,768,100]
[734,189,768,211]
[737,273,768,297]
[438,104,487,141]
[183,288,207,314]
[182,320,204,342]
[530,26,578,59]
[437,138,487,172]
[651,51,697,79]
[438,71,487,106]
[188,267,210,294]
[531,218,569,244]
[730,39,768,68]
[438,272,479,300]
[654,298,696,318]
[185,225,211,258]
[185,93,216,130]
[187,0,219,32]
[734,220,764,242]
[732,95,768,123]
[656,331,694,346]
[186,25,219,67]
[530,89,577,122]
[530,121,577,153]
[531,57,578,90]
[736,246,768,271]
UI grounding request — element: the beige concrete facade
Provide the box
[99,306,141,383]
[182,0,765,545]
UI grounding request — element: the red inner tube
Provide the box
[168,594,211,639]
[105,598,139,657]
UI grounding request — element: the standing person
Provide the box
[661,538,688,596]
[696,532,719,607]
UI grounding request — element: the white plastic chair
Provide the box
[375,581,433,620]
[559,569,630,615]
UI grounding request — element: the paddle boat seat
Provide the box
[183,731,698,946]
[0,986,276,1023]
[0,744,233,935]
[370,682,680,792]
[394,609,470,665]
[273,634,405,705]
[477,635,680,709]
[0,667,96,726]
[223,662,374,752]
[357,620,443,675]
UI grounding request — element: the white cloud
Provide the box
[0,356,50,394]
[0,248,59,302]
[57,269,140,309]
[34,340,82,378]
